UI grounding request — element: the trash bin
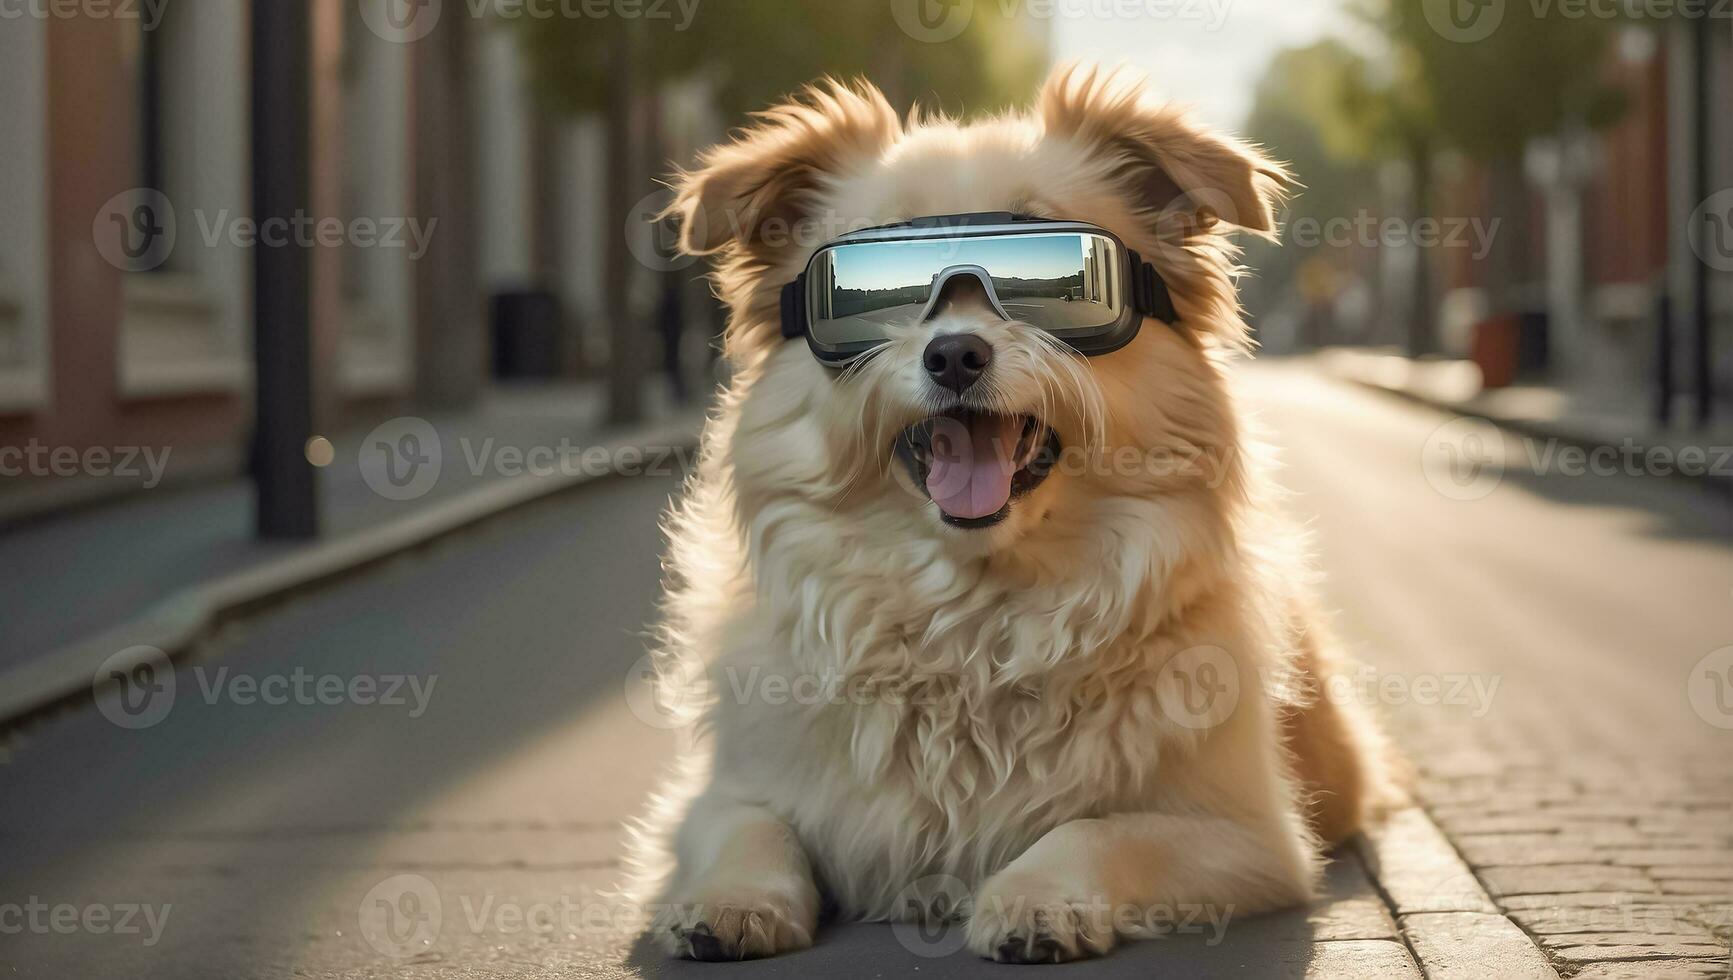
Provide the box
[491,289,563,379]
[1470,314,1520,389]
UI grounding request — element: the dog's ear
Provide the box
[666,79,900,258]
[1040,63,1293,240]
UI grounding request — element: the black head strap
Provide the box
[1126,249,1178,324]
[781,279,807,340]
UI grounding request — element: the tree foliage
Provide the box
[1355,0,1627,162]
[510,0,1046,123]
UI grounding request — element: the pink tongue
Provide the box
[926,414,1023,520]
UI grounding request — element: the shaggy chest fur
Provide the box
[677,472,1260,916]
[721,578,1210,917]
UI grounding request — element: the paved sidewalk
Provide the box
[1315,347,1733,497]
[1256,362,1733,980]
[0,382,686,674]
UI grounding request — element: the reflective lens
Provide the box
[807,233,1127,349]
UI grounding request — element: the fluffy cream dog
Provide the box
[629,64,1398,964]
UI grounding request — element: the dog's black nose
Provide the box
[923,334,992,394]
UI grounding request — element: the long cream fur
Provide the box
[627,64,1399,964]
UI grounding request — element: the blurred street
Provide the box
[1,361,1726,978]
[0,382,684,671]
[1,2,1728,977]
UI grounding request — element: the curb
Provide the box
[1357,807,1561,979]
[1317,352,1732,499]
[0,415,704,731]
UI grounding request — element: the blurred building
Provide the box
[1435,20,1731,414]
[0,1,615,501]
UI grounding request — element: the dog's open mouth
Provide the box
[894,410,1061,529]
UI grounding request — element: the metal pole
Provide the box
[1657,292,1674,426]
[250,0,318,538]
[1692,20,1714,428]
[604,31,643,426]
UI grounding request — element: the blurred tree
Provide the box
[1337,38,1444,355]
[1357,0,1628,333]
[508,2,1045,421]
[1241,40,1389,347]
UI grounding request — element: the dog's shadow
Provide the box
[624,846,1400,978]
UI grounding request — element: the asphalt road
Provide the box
[0,382,670,670]
[1,361,1727,978]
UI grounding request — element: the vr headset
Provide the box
[780,212,1176,367]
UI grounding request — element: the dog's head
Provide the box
[669,64,1291,559]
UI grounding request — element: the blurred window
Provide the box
[119,17,170,273]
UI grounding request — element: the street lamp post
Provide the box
[1690,19,1715,427]
[250,0,318,538]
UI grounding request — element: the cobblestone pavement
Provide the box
[1252,361,1733,979]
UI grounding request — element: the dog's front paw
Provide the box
[966,871,1117,964]
[654,885,816,961]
